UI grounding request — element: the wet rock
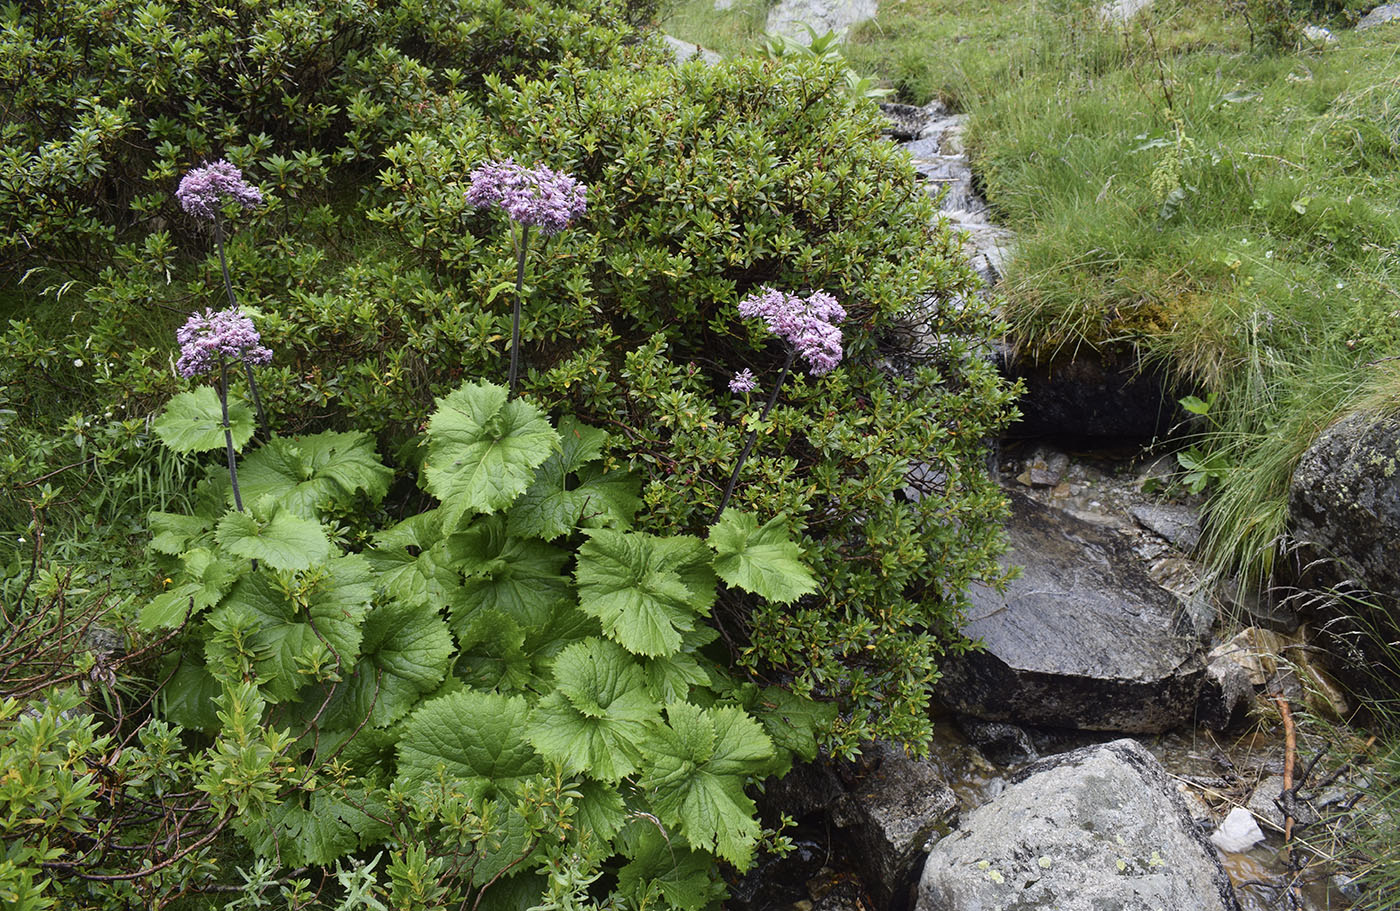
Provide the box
[1289,411,1400,600]
[1196,651,1255,731]
[1247,774,1320,832]
[754,743,957,909]
[879,102,929,141]
[727,838,830,911]
[830,742,958,908]
[1358,2,1400,28]
[1016,446,1070,488]
[917,739,1243,911]
[901,109,1013,289]
[1130,502,1202,551]
[766,0,877,41]
[805,870,869,911]
[936,490,1206,732]
[1002,348,1182,440]
[956,717,1038,766]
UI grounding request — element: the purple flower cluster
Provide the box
[729,369,759,393]
[465,158,587,236]
[176,308,273,378]
[176,160,264,220]
[737,288,846,376]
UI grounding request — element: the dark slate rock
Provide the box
[1001,348,1182,440]
[880,102,929,141]
[830,742,958,909]
[753,743,957,910]
[1130,502,1202,551]
[1195,652,1255,731]
[1288,412,1400,690]
[917,739,1243,911]
[955,717,1039,766]
[937,490,1205,732]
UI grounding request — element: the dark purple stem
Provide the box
[219,355,244,513]
[213,215,267,432]
[508,224,532,399]
[715,348,795,523]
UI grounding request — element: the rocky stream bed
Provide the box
[661,23,1400,908]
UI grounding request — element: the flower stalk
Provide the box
[716,287,846,522]
[212,215,267,430]
[217,355,245,513]
[465,158,586,398]
[716,349,795,522]
[509,225,532,399]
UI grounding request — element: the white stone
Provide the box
[1209,807,1265,853]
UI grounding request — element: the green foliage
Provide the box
[152,387,257,454]
[0,0,654,277]
[129,378,826,907]
[708,509,817,604]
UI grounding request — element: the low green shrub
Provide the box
[0,0,656,279]
[5,55,1016,749]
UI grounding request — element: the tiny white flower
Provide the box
[73,358,84,367]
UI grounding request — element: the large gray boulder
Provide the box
[937,490,1205,732]
[765,0,878,42]
[917,739,1242,911]
[1358,3,1400,29]
[1288,411,1400,599]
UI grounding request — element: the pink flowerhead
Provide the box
[729,369,759,393]
[176,160,264,220]
[466,158,587,236]
[737,288,846,376]
[176,308,273,377]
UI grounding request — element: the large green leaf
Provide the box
[153,387,255,454]
[315,598,454,729]
[452,517,573,631]
[422,381,559,529]
[239,787,390,867]
[204,556,372,702]
[149,510,215,555]
[507,417,641,540]
[395,690,541,799]
[617,823,723,911]
[365,510,464,608]
[708,510,817,604]
[138,547,240,630]
[453,609,536,693]
[215,503,333,572]
[739,684,838,771]
[527,638,660,782]
[238,430,393,517]
[638,703,774,868]
[575,530,716,658]
[157,657,223,731]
